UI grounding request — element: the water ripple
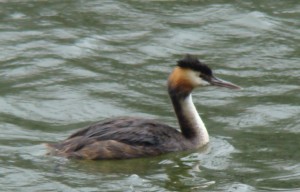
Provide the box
[0,1,299,191]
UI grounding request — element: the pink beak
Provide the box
[210,76,242,90]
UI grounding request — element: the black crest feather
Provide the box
[177,54,212,76]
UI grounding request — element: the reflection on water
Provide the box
[0,0,299,191]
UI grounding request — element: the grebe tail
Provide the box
[46,54,240,160]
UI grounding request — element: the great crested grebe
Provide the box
[46,55,241,160]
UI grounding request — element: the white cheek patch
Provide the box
[199,78,210,86]
[186,70,210,87]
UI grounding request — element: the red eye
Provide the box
[200,74,211,82]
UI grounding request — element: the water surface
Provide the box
[0,1,299,191]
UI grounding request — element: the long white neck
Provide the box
[171,93,209,147]
[182,94,209,145]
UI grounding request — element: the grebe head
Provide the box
[168,55,241,96]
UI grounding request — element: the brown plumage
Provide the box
[46,55,241,160]
[46,117,191,159]
[168,67,195,95]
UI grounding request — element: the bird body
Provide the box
[47,117,190,159]
[46,55,240,160]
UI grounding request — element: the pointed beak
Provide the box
[210,76,242,89]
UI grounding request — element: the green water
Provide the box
[0,1,299,191]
